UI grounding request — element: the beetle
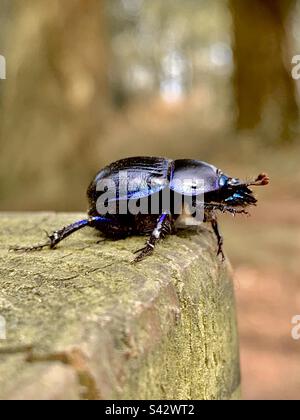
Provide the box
[13,157,269,262]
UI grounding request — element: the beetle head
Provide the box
[218,173,270,208]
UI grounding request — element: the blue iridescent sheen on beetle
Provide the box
[219,175,229,188]
[12,157,269,262]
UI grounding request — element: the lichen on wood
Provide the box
[0,213,240,400]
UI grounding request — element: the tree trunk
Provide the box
[230,0,299,144]
[0,0,111,211]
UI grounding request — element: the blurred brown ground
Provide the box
[223,195,300,400]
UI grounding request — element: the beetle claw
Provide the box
[10,242,50,253]
[10,228,57,253]
[218,250,226,262]
[132,242,155,263]
[216,242,226,261]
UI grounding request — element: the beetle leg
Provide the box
[11,216,111,252]
[211,219,225,262]
[133,213,172,263]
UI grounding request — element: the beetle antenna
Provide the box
[247,173,270,187]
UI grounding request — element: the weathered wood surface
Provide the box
[0,213,240,400]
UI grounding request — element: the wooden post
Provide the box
[0,213,240,400]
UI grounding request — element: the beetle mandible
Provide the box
[13,157,269,262]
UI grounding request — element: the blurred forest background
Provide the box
[1,0,300,400]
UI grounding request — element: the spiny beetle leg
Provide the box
[133,213,172,263]
[211,219,225,262]
[11,216,111,253]
[133,241,156,263]
[12,243,50,253]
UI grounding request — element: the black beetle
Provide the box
[13,157,269,262]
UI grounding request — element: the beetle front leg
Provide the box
[211,218,225,261]
[133,214,172,263]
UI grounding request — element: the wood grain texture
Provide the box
[0,213,240,400]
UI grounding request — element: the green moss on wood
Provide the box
[0,213,240,400]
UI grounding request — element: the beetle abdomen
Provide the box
[87,157,173,215]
